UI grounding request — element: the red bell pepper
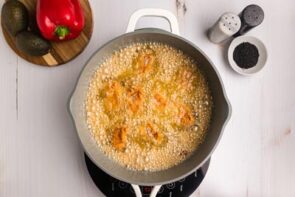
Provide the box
[36,0,85,41]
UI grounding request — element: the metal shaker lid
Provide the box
[241,4,264,27]
[218,13,241,35]
[208,13,241,44]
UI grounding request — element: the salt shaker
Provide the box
[208,13,241,44]
[234,4,264,37]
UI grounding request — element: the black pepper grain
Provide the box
[233,42,259,69]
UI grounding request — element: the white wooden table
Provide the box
[1,0,295,196]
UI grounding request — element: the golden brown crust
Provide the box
[127,86,143,114]
[102,81,123,112]
[112,126,128,151]
[134,49,156,74]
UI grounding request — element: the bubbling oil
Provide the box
[86,42,213,171]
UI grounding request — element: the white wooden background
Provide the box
[1,0,295,196]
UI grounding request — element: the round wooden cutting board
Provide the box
[1,0,93,67]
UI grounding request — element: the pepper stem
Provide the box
[55,26,70,40]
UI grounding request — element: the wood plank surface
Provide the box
[1,0,93,67]
[0,0,294,196]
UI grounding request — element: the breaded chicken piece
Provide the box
[112,126,128,151]
[127,86,143,113]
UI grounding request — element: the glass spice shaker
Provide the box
[208,13,241,44]
[234,4,264,37]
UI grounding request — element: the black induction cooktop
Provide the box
[85,154,210,197]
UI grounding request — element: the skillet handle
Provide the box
[131,184,162,197]
[126,8,180,35]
